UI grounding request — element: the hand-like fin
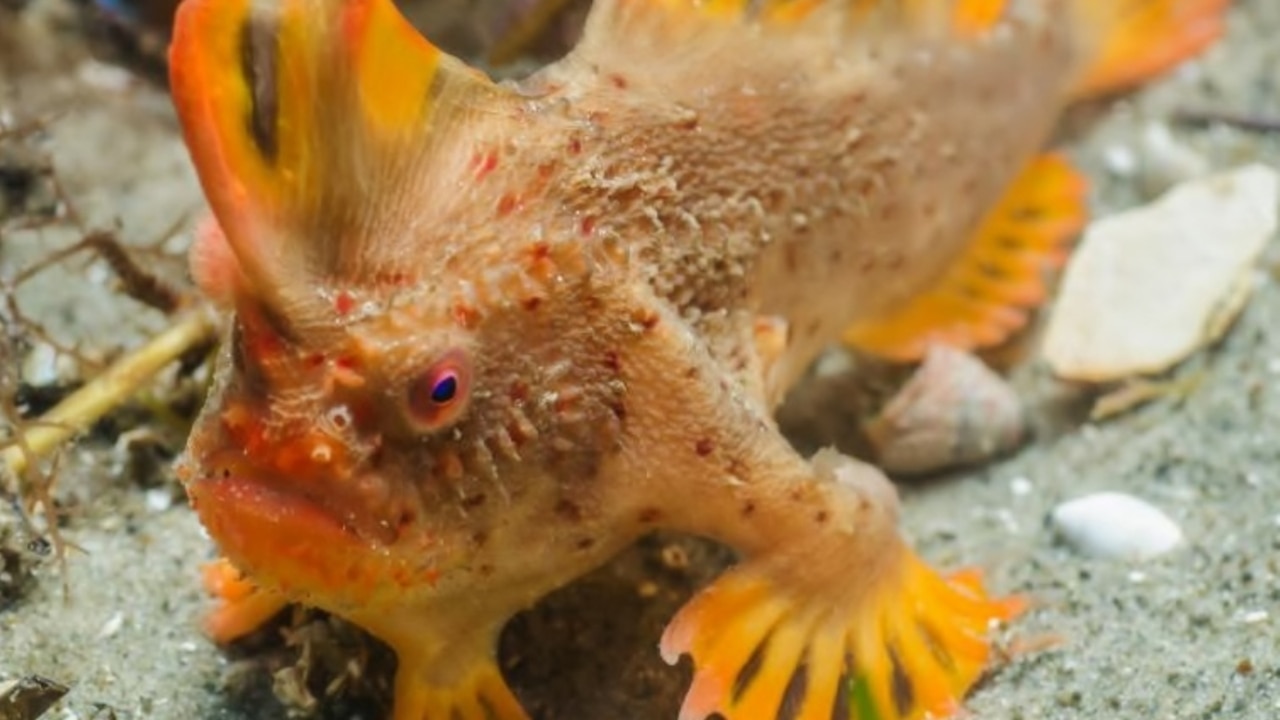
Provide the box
[662,548,1025,720]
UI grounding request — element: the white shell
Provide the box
[1043,164,1279,382]
[1050,492,1183,561]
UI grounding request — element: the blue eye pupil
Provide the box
[430,375,458,404]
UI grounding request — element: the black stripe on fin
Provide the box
[238,12,280,163]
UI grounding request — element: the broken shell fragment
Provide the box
[0,675,69,720]
[863,345,1026,475]
[1044,164,1279,382]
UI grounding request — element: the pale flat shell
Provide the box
[1051,492,1183,561]
[1044,164,1279,382]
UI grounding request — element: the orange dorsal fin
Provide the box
[574,0,977,35]
[571,0,1032,36]
[1070,0,1230,98]
[170,0,505,318]
[843,153,1088,362]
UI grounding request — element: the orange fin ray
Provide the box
[662,548,1025,720]
[1070,0,1231,98]
[843,153,1088,362]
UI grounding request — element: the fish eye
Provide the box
[405,349,472,431]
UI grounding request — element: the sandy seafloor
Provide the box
[2,1,1280,718]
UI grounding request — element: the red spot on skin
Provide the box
[334,291,355,316]
[695,438,714,456]
[373,271,411,286]
[580,216,596,236]
[335,355,359,371]
[537,162,556,180]
[602,351,620,372]
[528,242,551,261]
[453,303,480,329]
[608,73,628,89]
[568,137,582,154]
[472,150,499,180]
[306,353,325,368]
[522,296,543,311]
[497,193,519,217]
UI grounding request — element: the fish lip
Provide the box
[185,471,371,596]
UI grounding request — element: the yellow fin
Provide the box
[169,0,502,310]
[660,546,1025,720]
[951,0,1007,36]
[843,154,1088,363]
[392,659,530,720]
[1070,0,1230,98]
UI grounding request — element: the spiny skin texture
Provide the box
[169,0,1224,718]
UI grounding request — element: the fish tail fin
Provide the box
[844,153,1088,362]
[661,542,1025,720]
[1069,0,1231,99]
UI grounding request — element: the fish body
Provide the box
[170,0,1227,718]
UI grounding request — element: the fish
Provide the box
[168,0,1227,717]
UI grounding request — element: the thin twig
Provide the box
[0,308,219,479]
[1171,108,1280,134]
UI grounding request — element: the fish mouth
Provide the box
[185,472,370,599]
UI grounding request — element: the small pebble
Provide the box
[1103,144,1138,177]
[1010,476,1033,497]
[144,487,173,513]
[97,611,124,639]
[1050,492,1183,560]
[1241,610,1269,625]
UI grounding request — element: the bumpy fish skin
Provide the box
[169,0,1227,718]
